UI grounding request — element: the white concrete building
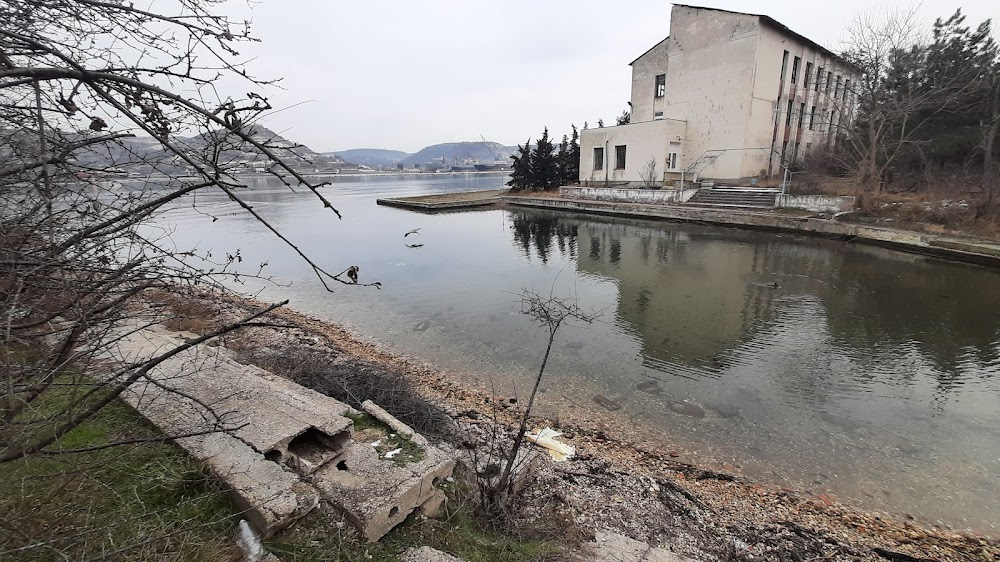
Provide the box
[580,4,859,186]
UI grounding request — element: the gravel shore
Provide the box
[152,288,998,561]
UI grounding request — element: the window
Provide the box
[809,106,816,130]
[826,71,833,94]
[593,147,604,171]
[654,111,664,120]
[843,79,850,101]
[791,56,801,84]
[655,74,666,98]
[797,102,805,129]
[804,62,813,89]
[667,152,678,170]
[785,99,793,126]
[780,51,789,83]
[834,75,842,98]
[614,145,626,169]
[815,67,823,92]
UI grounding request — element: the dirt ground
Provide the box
[149,288,999,562]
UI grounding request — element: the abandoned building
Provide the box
[580,4,860,185]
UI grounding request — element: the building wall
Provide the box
[630,39,671,123]
[749,24,860,177]
[588,5,860,184]
[656,5,761,180]
[579,119,686,186]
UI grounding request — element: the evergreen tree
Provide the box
[567,125,581,185]
[556,134,569,187]
[531,127,558,190]
[507,138,533,192]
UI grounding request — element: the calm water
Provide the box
[157,174,1000,531]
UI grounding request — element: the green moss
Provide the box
[346,412,425,466]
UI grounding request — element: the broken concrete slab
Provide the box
[314,440,456,542]
[110,323,354,471]
[400,546,466,562]
[105,321,456,541]
[362,399,429,448]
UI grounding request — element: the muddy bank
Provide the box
[150,288,998,561]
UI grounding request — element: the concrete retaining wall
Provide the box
[503,196,1000,268]
[776,194,856,213]
[561,186,698,205]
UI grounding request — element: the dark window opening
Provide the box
[843,79,850,101]
[655,74,666,98]
[593,147,604,171]
[780,50,789,83]
[815,67,824,92]
[797,103,805,129]
[834,75,842,98]
[809,106,816,130]
[826,71,833,94]
[804,62,813,89]
[614,145,626,170]
[791,56,801,84]
[785,99,793,125]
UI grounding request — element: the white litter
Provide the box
[384,447,403,459]
[526,427,575,462]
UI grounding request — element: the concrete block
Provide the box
[314,441,456,542]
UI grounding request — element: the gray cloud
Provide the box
[220,0,999,152]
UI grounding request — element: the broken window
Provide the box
[804,62,813,89]
[593,147,604,171]
[614,145,626,170]
[791,56,801,84]
[655,74,666,98]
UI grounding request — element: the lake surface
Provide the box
[158,173,1000,531]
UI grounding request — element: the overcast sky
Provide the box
[219,1,998,153]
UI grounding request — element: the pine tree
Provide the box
[567,125,581,185]
[556,134,569,188]
[507,138,533,192]
[531,127,557,190]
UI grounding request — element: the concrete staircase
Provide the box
[684,187,778,209]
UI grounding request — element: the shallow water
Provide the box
[157,174,1000,531]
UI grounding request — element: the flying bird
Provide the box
[404,228,421,237]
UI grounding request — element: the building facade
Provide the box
[580,4,859,185]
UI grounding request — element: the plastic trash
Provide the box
[526,427,575,462]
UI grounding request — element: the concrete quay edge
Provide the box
[502,196,1000,268]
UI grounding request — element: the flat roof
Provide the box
[631,4,858,71]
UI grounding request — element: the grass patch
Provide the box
[266,493,560,562]
[0,396,241,562]
[345,412,425,466]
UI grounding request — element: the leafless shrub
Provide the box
[470,289,598,524]
[639,158,659,188]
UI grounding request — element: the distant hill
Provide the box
[331,148,410,168]
[400,141,517,168]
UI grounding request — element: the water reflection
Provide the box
[507,210,1000,390]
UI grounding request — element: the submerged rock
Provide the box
[412,320,431,332]
[669,401,706,419]
[636,380,664,395]
[593,395,622,411]
[707,403,740,419]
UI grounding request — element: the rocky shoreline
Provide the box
[152,287,998,561]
